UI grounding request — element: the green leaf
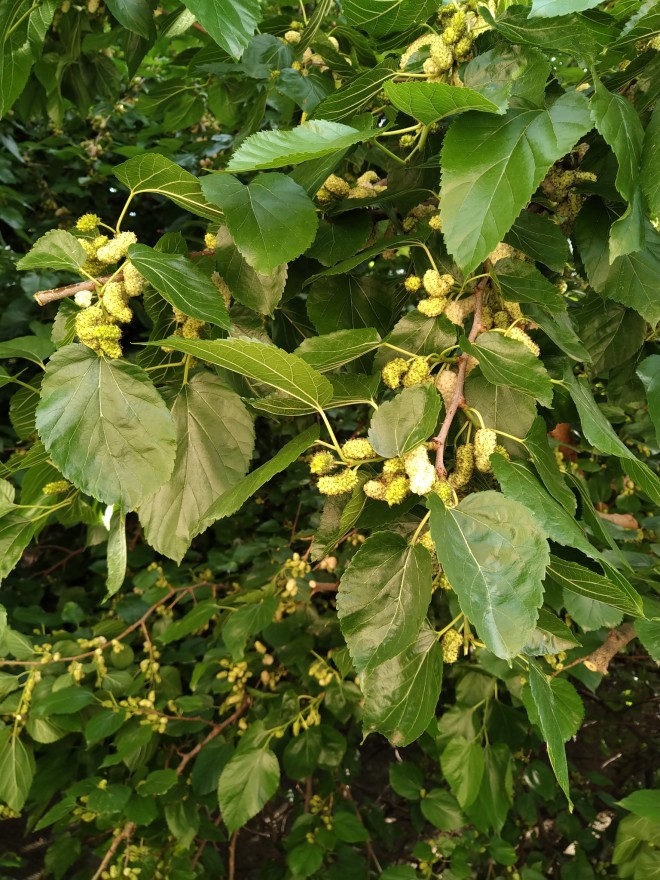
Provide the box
[575,201,660,325]
[525,417,576,513]
[463,44,551,111]
[530,0,603,17]
[36,344,176,510]
[313,60,398,122]
[619,791,660,823]
[218,748,280,833]
[282,727,322,781]
[429,491,549,659]
[637,355,660,445]
[546,556,643,618]
[492,258,566,313]
[337,532,432,672]
[420,789,466,831]
[525,661,572,804]
[296,329,381,372]
[577,294,646,374]
[138,374,254,563]
[0,336,54,367]
[164,798,199,848]
[342,0,437,36]
[202,173,318,274]
[307,213,373,267]
[158,598,218,645]
[466,744,513,834]
[491,456,602,563]
[287,843,324,876]
[195,425,319,534]
[524,304,589,362]
[463,375,537,456]
[384,81,502,125]
[0,730,34,812]
[227,120,370,172]
[0,0,56,118]
[0,514,37,584]
[590,78,645,260]
[374,312,455,373]
[641,102,660,219]
[114,153,223,222]
[441,737,485,809]
[504,210,570,271]
[637,618,660,663]
[441,91,592,272]
[368,385,441,459]
[389,761,424,800]
[523,607,581,656]
[222,597,279,660]
[181,0,261,58]
[152,338,332,411]
[214,227,286,316]
[32,687,95,716]
[361,622,443,747]
[463,331,553,407]
[17,230,88,273]
[106,509,127,599]
[127,244,230,328]
[483,6,615,61]
[308,274,404,337]
[105,0,154,38]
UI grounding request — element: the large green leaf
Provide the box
[524,417,576,513]
[0,0,55,118]
[195,425,319,534]
[463,375,537,455]
[546,556,643,617]
[35,345,177,510]
[0,730,34,812]
[641,102,660,219]
[368,385,441,459]
[223,597,279,660]
[296,329,381,372]
[0,513,37,584]
[342,0,437,36]
[525,661,572,804]
[114,153,223,222]
[138,374,255,563]
[441,737,485,809]
[307,213,373,267]
[465,744,513,834]
[337,532,432,672]
[0,336,54,368]
[575,201,660,325]
[105,0,154,38]
[202,173,318,274]
[182,0,260,58]
[590,78,645,260]
[128,244,230,328]
[463,331,553,407]
[429,491,549,659]
[492,258,566,313]
[215,227,286,316]
[637,355,660,444]
[491,456,602,563]
[308,274,403,337]
[530,0,603,17]
[619,791,660,824]
[227,120,370,172]
[384,81,502,125]
[152,338,332,410]
[217,748,280,833]
[577,294,646,374]
[441,91,591,272]
[361,622,443,747]
[17,230,87,273]
[504,210,570,271]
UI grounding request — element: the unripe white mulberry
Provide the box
[341,438,376,460]
[474,428,498,473]
[506,326,540,356]
[423,270,454,298]
[404,445,436,495]
[318,469,358,496]
[441,628,463,663]
[417,296,447,317]
[402,357,431,387]
[436,370,457,408]
[384,475,410,506]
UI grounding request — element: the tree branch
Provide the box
[553,623,637,677]
[91,822,136,880]
[176,700,249,777]
[434,278,487,478]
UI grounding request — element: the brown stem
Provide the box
[434,279,486,478]
[228,829,239,880]
[91,822,136,880]
[552,623,637,677]
[176,701,249,777]
[33,249,215,306]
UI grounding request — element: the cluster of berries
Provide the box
[316,171,387,203]
[540,165,598,228]
[402,202,442,232]
[363,444,438,506]
[381,355,432,389]
[399,9,474,81]
[309,438,378,496]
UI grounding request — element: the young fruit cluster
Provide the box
[341,438,376,461]
[172,306,205,340]
[317,468,358,496]
[449,443,474,490]
[402,202,439,232]
[540,165,598,227]
[399,9,474,81]
[364,457,410,506]
[74,261,144,359]
[381,356,432,389]
[441,628,463,664]
[316,170,387,203]
[41,479,72,495]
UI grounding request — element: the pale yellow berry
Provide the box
[363,479,387,501]
[435,370,457,408]
[404,275,422,293]
[417,297,448,317]
[381,357,408,389]
[310,452,337,475]
[317,469,358,496]
[402,357,431,387]
[341,438,376,460]
[384,475,410,506]
[506,326,540,356]
[474,428,498,473]
[423,270,454,298]
[441,628,463,663]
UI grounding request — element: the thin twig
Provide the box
[176,701,249,776]
[33,249,214,306]
[228,829,239,880]
[434,278,486,477]
[552,624,637,678]
[91,822,136,880]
